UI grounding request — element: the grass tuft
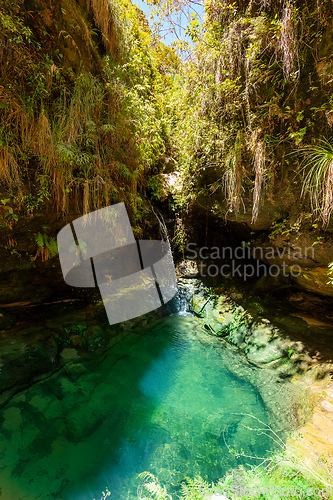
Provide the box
[298,139,333,226]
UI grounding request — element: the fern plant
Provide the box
[328,262,333,286]
[137,472,172,500]
[298,139,333,226]
[180,476,218,499]
[34,232,58,261]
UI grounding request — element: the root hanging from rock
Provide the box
[252,139,265,224]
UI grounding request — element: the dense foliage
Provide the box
[2,0,333,235]
[0,0,178,232]
[163,0,333,227]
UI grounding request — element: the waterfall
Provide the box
[166,278,198,316]
[149,201,169,241]
[148,202,197,316]
[175,286,191,315]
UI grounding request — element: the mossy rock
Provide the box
[192,295,210,317]
[292,268,333,297]
[0,310,15,330]
[246,341,285,366]
[83,325,107,350]
[0,337,58,394]
[204,311,237,336]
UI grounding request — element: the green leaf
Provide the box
[35,232,45,248]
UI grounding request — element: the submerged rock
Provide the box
[60,348,78,360]
[83,324,107,350]
[0,328,59,406]
[0,309,15,330]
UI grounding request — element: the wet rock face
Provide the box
[249,229,333,297]
[180,278,313,379]
[291,267,333,297]
[179,193,333,298]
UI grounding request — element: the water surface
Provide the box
[0,314,273,499]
